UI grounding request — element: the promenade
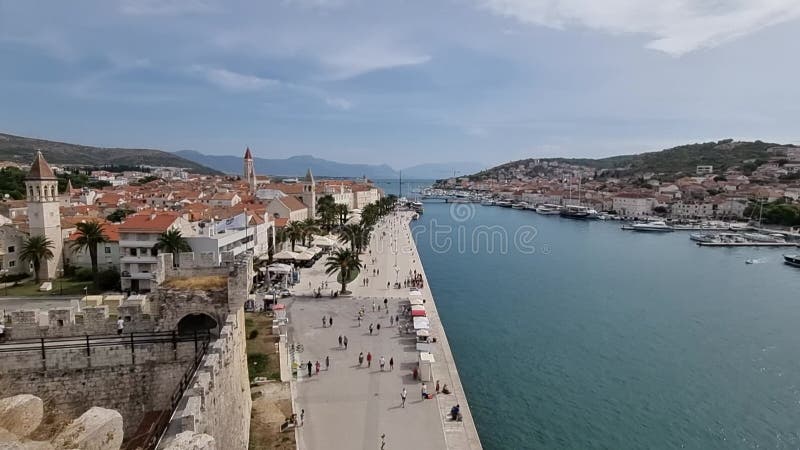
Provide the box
[285,211,481,450]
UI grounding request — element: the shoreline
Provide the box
[401,211,483,449]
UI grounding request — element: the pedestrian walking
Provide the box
[401,388,407,408]
[384,298,388,310]
[436,380,440,393]
[369,323,374,335]
[422,383,428,399]
[367,352,372,367]
[322,316,326,328]
[381,433,386,450]
[380,356,385,371]
[344,336,348,349]
[387,281,390,289]
[359,352,364,366]
[395,314,399,324]
[358,316,362,326]
[325,355,330,370]
[117,317,125,335]
[390,315,394,326]
[338,335,343,347]
[372,301,376,312]
[315,360,320,375]
[301,409,305,426]
[376,323,381,333]
[389,357,394,371]
[329,316,333,327]
[307,360,312,377]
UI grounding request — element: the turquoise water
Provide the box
[411,202,800,449]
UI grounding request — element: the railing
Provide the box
[146,331,211,450]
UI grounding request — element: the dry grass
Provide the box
[162,275,227,290]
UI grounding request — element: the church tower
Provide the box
[302,168,316,219]
[243,147,256,192]
[25,151,62,280]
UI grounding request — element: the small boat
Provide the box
[535,204,562,215]
[511,202,528,210]
[690,233,716,243]
[784,254,800,268]
[745,259,755,264]
[631,221,675,232]
[495,201,513,208]
[480,199,494,206]
[560,205,591,220]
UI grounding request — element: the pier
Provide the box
[285,211,482,450]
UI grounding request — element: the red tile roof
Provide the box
[68,222,120,242]
[26,151,56,180]
[280,196,308,212]
[119,212,180,233]
[244,147,253,159]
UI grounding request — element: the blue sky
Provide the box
[1,0,799,168]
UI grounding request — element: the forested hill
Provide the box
[471,139,797,179]
[0,133,222,175]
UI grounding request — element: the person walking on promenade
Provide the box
[380,356,385,371]
[372,301,376,312]
[436,380,440,394]
[367,352,372,367]
[369,323,374,335]
[401,388,407,408]
[315,360,320,375]
[325,356,330,370]
[358,316,362,327]
[381,433,386,450]
[358,352,364,366]
[377,323,381,333]
[322,316,326,328]
[384,298,388,310]
[338,335,343,347]
[307,360,312,377]
[421,383,428,400]
[117,317,125,335]
[301,409,305,426]
[390,315,394,326]
[329,316,333,327]
[343,336,348,349]
[389,357,394,371]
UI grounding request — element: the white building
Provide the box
[612,194,656,218]
[119,213,192,293]
[185,212,273,266]
[696,165,714,175]
[64,223,121,271]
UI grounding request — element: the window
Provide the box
[7,246,14,253]
[130,248,137,256]
[9,261,15,267]
[104,247,112,254]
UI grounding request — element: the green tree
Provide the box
[70,221,109,281]
[155,229,192,267]
[316,195,337,231]
[300,218,321,247]
[324,248,362,294]
[106,208,134,222]
[20,235,55,283]
[284,222,304,251]
[336,203,350,226]
[339,223,372,253]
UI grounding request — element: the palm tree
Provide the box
[340,223,372,253]
[301,218,321,247]
[284,221,304,251]
[325,248,362,294]
[155,229,192,267]
[316,195,337,231]
[20,235,55,283]
[336,203,350,226]
[70,221,109,280]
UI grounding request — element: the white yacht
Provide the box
[631,221,674,232]
[535,204,562,215]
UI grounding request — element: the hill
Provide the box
[470,139,797,179]
[0,133,222,175]
[176,150,398,178]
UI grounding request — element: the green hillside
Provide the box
[0,133,222,175]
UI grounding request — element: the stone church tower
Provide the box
[243,147,256,192]
[302,168,316,219]
[25,151,62,280]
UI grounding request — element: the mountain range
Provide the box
[174,150,484,180]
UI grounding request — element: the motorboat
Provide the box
[631,221,675,232]
[743,233,785,243]
[511,202,528,210]
[690,233,716,243]
[535,204,562,215]
[784,254,800,267]
[560,205,591,219]
[480,199,494,206]
[495,201,513,208]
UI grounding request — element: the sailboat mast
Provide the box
[399,170,402,198]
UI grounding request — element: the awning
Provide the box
[296,251,314,261]
[267,263,293,274]
[271,303,285,310]
[409,290,422,297]
[413,317,430,329]
[409,298,424,306]
[273,250,299,260]
[311,236,335,247]
[411,309,426,317]
[416,329,430,337]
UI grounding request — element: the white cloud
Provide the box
[320,44,431,80]
[190,66,279,91]
[478,0,800,56]
[325,97,353,110]
[120,0,219,16]
[465,126,488,137]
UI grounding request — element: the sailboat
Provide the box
[560,176,591,219]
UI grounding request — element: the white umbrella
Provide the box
[312,236,335,247]
[416,329,430,337]
[413,317,430,330]
[411,305,425,312]
[296,251,314,261]
[409,290,422,297]
[410,298,424,306]
[274,250,299,260]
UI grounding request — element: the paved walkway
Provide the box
[286,211,482,450]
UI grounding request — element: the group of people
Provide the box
[305,356,330,377]
[404,269,424,288]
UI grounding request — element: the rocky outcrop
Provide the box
[52,407,123,450]
[0,394,43,438]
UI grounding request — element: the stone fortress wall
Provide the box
[0,252,256,448]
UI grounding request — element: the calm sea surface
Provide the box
[377,181,800,449]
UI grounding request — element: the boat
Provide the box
[511,202,528,210]
[690,233,716,243]
[495,201,513,208]
[745,259,755,264]
[480,199,494,206]
[560,205,591,220]
[784,255,800,267]
[535,204,562,215]
[743,233,785,243]
[631,221,675,232]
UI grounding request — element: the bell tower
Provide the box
[243,147,256,192]
[25,151,62,280]
[302,168,316,219]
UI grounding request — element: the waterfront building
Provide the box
[25,151,63,280]
[672,201,716,218]
[612,193,656,218]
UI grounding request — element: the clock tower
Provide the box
[25,151,62,280]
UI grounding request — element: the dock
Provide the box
[696,242,798,247]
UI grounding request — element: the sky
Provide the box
[1,0,800,168]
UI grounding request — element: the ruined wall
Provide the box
[160,310,251,449]
[0,357,190,439]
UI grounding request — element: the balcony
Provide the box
[121,271,155,280]
[119,239,159,248]
[120,255,158,264]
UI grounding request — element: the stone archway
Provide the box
[177,313,219,336]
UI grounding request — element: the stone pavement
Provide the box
[286,211,482,450]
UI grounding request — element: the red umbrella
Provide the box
[411,309,426,317]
